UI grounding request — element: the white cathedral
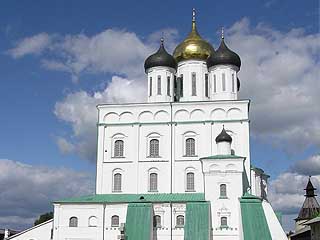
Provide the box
[8,9,288,240]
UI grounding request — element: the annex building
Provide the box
[8,9,287,240]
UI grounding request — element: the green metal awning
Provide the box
[240,193,272,240]
[184,202,210,240]
[125,203,152,240]
[54,193,205,204]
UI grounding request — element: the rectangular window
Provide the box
[213,75,217,93]
[205,74,209,97]
[191,72,196,96]
[232,74,235,92]
[149,77,152,96]
[180,74,184,97]
[167,76,171,96]
[157,76,161,95]
[222,73,226,91]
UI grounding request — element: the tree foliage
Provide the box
[34,212,53,226]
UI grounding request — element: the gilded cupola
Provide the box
[173,9,215,63]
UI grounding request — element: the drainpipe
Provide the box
[170,201,173,240]
[170,102,173,194]
[103,203,106,240]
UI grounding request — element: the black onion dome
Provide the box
[144,39,177,72]
[215,127,232,143]
[207,37,241,68]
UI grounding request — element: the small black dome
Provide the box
[207,38,241,68]
[215,127,232,143]
[144,39,177,72]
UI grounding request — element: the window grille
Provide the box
[149,139,159,157]
[185,138,195,156]
[222,73,226,91]
[220,184,227,197]
[191,72,196,96]
[149,173,158,191]
[114,140,124,157]
[176,215,184,227]
[205,74,209,97]
[221,217,228,227]
[69,217,78,227]
[113,173,122,192]
[167,76,170,96]
[186,172,195,191]
[157,76,161,95]
[111,215,119,227]
[153,215,161,228]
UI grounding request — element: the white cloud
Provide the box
[291,154,320,175]
[0,159,94,230]
[226,18,320,150]
[268,154,320,231]
[7,33,52,58]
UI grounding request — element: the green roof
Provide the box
[240,193,272,240]
[54,193,206,204]
[125,203,152,240]
[200,154,244,160]
[184,202,210,240]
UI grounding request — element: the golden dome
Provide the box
[173,10,214,63]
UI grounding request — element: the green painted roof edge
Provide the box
[54,193,206,204]
[200,154,244,160]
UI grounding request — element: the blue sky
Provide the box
[0,0,319,231]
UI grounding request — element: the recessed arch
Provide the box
[174,109,190,121]
[210,108,226,120]
[103,112,119,122]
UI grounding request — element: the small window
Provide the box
[167,76,171,96]
[213,75,217,93]
[220,184,227,197]
[114,140,124,157]
[222,73,226,91]
[111,215,119,227]
[232,74,235,92]
[69,217,78,227]
[205,74,209,97]
[149,173,158,192]
[185,138,195,156]
[186,172,195,191]
[180,74,184,97]
[149,139,159,157]
[88,216,98,227]
[113,173,122,192]
[176,215,184,227]
[149,77,152,96]
[191,72,196,96]
[153,215,161,228]
[157,76,161,95]
[221,217,228,227]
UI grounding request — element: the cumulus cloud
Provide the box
[226,18,320,150]
[0,159,94,230]
[7,33,52,58]
[268,154,320,231]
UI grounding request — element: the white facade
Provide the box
[7,220,53,240]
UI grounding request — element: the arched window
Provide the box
[186,172,195,191]
[176,215,184,227]
[153,215,161,228]
[69,217,78,227]
[149,173,158,192]
[114,140,124,157]
[157,75,161,95]
[191,72,197,96]
[213,74,217,93]
[113,173,122,192]
[222,73,226,91]
[167,76,171,96]
[111,215,119,227]
[221,217,228,227]
[205,74,209,97]
[185,138,195,156]
[149,77,152,96]
[220,184,227,198]
[232,73,235,92]
[88,216,98,227]
[150,139,159,157]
